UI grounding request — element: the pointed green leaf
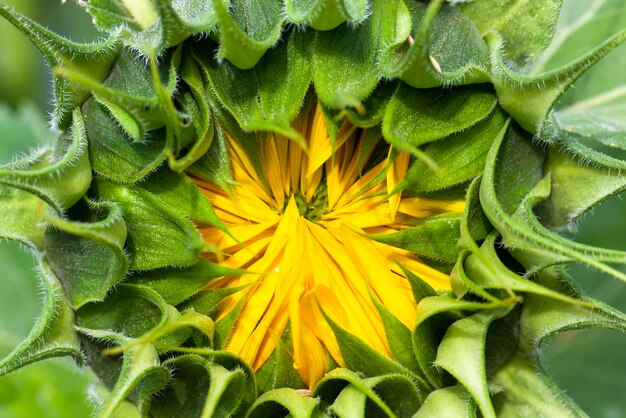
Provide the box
[326,315,418,381]
[329,385,369,418]
[83,0,213,54]
[82,99,166,183]
[398,107,507,193]
[98,343,171,418]
[401,266,438,304]
[182,286,249,317]
[169,0,218,33]
[414,295,508,329]
[458,229,589,306]
[213,299,245,350]
[207,350,258,412]
[212,0,285,69]
[480,121,626,282]
[196,29,312,140]
[546,2,626,151]
[520,269,626,351]
[96,94,145,142]
[286,0,341,30]
[539,149,626,228]
[492,354,588,418]
[77,288,193,358]
[323,81,399,129]
[382,83,497,156]
[533,0,626,72]
[312,0,387,109]
[450,251,500,303]
[108,309,214,357]
[414,385,477,418]
[44,199,128,308]
[151,355,216,418]
[134,259,242,306]
[89,384,142,418]
[255,326,306,393]
[412,317,449,388]
[153,354,248,418]
[77,285,168,339]
[361,374,421,418]
[246,388,319,418]
[435,308,513,418]
[92,177,204,270]
[558,131,626,170]
[458,175,493,248]
[484,307,520,377]
[84,0,158,32]
[170,58,215,171]
[140,169,227,231]
[187,122,236,193]
[159,347,258,414]
[556,103,626,150]
[371,298,420,375]
[0,108,91,215]
[370,213,461,264]
[201,363,247,418]
[315,368,422,418]
[452,178,497,303]
[68,47,180,117]
[67,49,182,182]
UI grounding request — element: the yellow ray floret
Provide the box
[195,105,464,388]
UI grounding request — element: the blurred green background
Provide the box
[0,1,625,417]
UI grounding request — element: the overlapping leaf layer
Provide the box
[1,0,626,417]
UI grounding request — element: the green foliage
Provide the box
[1,1,626,417]
[370,213,461,263]
[460,0,562,66]
[196,29,312,141]
[382,84,497,156]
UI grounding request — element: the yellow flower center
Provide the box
[195,105,464,387]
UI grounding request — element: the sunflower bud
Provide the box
[1,1,626,417]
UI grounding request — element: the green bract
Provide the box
[1,0,626,417]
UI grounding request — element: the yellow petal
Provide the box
[194,104,464,388]
[260,133,286,210]
[386,150,411,221]
[341,223,416,328]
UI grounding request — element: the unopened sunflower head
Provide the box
[1,1,626,417]
[196,104,463,387]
